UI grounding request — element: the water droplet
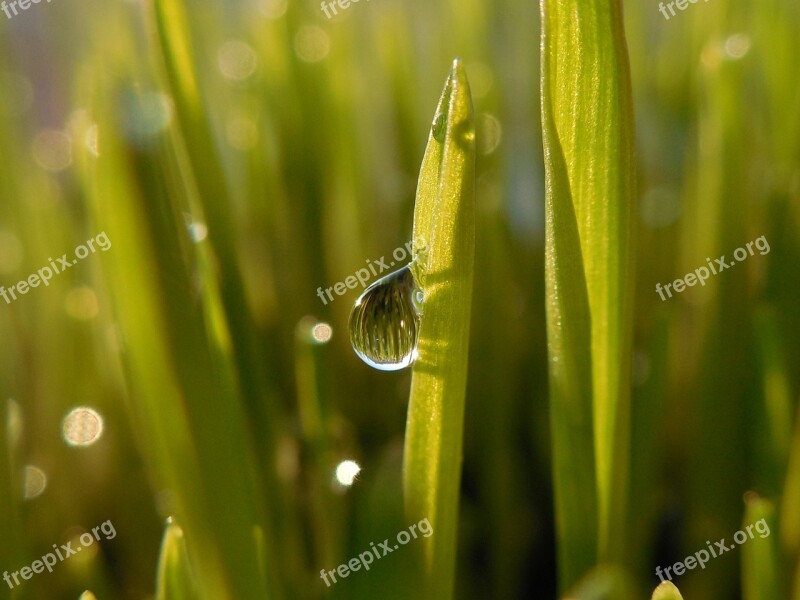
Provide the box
[187,222,208,242]
[432,112,446,142]
[349,264,422,371]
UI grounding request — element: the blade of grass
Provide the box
[540,0,637,587]
[148,1,287,595]
[402,59,475,600]
[782,402,800,557]
[561,565,633,599]
[794,558,800,600]
[80,74,273,598]
[753,308,793,495]
[0,399,25,580]
[651,581,684,600]
[681,14,753,596]
[156,519,198,600]
[741,495,781,600]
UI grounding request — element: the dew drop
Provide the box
[432,112,446,142]
[349,264,422,371]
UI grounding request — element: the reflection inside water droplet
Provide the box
[349,263,422,371]
[432,112,446,142]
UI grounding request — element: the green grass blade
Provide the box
[402,59,475,600]
[148,1,287,594]
[156,519,198,600]
[540,0,637,586]
[782,377,800,556]
[794,556,800,600]
[754,308,793,494]
[742,496,781,600]
[561,565,633,599]
[651,581,684,600]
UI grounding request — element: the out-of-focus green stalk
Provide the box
[79,69,275,597]
[782,400,800,557]
[148,0,286,595]
[651,581,684,600]
[742,496,781,600]
[294,318,342,573]
[540,0,637,587]
[155,519,198,600]
[682,9,751,596]
[562,566,633,599]
[754,309,793,494]
[402,59,475,600]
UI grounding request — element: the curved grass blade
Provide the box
[148,1,286,595]
[402,59,475,600]
[540,0,637,587]
[742,496,781,600]
[561,565,633,599]
[651,581,685,600]
[156,519,199,600]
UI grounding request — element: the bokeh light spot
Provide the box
[477,113,502,155]
[121,91,174,142]
[24,465,47,499]
[724,33,751,60]
[335,460,361,486]
[260,0,287,19]
[32,130,73,172]
[65,287,99,320]
[218,40,258,81]
[312,322,333,343]
[62,407,104,447]
[294,26,329,63]
[187,222,208,242]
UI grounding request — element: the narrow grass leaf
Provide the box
[651,581,684,600]
[156,519,199,600]
[402,59,475,600]
[149,1,287,594]
[540,0,637,586]
[560,565,633,599]
[742,496,781,600]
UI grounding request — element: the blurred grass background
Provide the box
[0,0,798,598]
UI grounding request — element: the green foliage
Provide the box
[156,520,199,600]
[540,0,636,588]
[403,59,475,600]
[651,581,684,600]
[0,0,798,598]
